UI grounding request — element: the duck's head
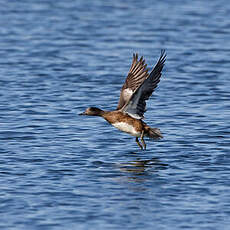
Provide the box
[79,107,104,116]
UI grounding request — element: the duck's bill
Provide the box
[79,112,86,115]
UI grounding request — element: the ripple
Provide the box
[0,0,230,229]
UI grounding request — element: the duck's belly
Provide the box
[112,122,141,137]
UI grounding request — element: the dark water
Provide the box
[1,0,230,229]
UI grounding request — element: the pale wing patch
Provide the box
[123,87,144,118]
[112,122,141,137]
[122,88,133,102]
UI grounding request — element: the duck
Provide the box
[79,50,166,150]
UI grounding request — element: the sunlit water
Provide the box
[0,0,230,229]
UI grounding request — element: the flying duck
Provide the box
[80,50,166,150]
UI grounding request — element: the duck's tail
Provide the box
[145,126,163,139]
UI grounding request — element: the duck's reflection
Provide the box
[91,154,168,184]
[118,156,168,175]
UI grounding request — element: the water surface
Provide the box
[0,0,230,229]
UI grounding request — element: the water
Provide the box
[0,0,230,229]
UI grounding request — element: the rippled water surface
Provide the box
[1,0,230,229]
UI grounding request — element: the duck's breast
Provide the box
[112,121,141,137]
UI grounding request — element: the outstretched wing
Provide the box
[116,54,149,110]
[120,50,166,119]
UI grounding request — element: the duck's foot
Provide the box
[141,131,146,150]
[136,137,143,150]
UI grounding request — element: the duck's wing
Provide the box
[116,53,149,110]
[120,50,166,119]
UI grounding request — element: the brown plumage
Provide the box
[79,50,166,150]
[117,54,149,110]
[119,50,166,119]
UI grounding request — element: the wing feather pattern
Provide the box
[120,50,166,119]
[116,54,149,110]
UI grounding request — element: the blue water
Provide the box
[1,0,230,229]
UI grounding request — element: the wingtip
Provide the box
[160,49,167,59]
[132,53,139,61]
[159,49,167,65]
[161,49,166,55]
